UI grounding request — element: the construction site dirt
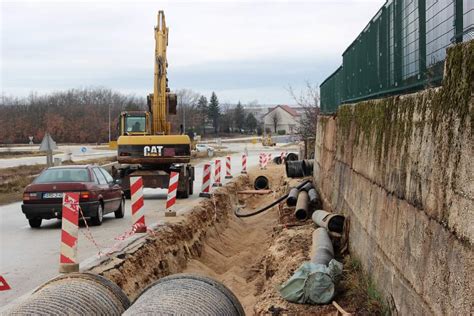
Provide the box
[84,164,368,315]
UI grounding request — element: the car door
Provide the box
[99,167,122,212]
[92,167,110,213]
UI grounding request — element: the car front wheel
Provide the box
[29,218,42,228]
[90,203,104,226]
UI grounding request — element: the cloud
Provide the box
[1,0,385,103]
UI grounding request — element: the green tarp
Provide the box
[279,259,343,305]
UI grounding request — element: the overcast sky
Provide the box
[1,0,385,104]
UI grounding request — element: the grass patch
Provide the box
[339,256,389,315]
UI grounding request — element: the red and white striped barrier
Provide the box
[59,192,80,273]
[225,156,233,179]
[259,153,264,169]
[268,153,272,163]
[165,171,179,216]
[213,159,222,187]
[241,154,247,174]
[199,163,212,198]
[130,176,147,233]
[0,276,11,291]
[261,153,268,170]
[280,152,286,164]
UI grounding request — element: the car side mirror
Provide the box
[114,179,122,185]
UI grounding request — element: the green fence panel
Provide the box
[320,0,474,114]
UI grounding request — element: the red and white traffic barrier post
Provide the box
[225,156,233,179]
[59,192,80,273]
[268,153,272,164]
[213,159,222,187]
[0,276,10,291]
[130,176,147,233]
[280,152,286,165]
[199,163,212,198]
[259,153,263,169]
[241,154,247,174]
[262,153,268,170]
[165,171,179,217]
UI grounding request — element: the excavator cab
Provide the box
[120,112,151,136]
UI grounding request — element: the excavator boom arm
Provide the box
[152,10,169,134]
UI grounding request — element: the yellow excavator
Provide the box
[113,11,194,198]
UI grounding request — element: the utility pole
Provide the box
[108,103,111,143]
[183,103,186,132]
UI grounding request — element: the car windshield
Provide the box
[34,168,91,183]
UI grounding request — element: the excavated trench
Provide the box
[86,164,349,315]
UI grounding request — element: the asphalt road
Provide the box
[0,145,291,307]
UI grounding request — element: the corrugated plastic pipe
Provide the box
[302,159,314,176]
[254,175,269,190]
[285,160,305,178]
[5,273,130,315]
[124,274,245,315]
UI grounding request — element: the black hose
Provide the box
[235,179,311,218]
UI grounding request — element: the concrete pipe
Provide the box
[311,227,334,266]
[286,187,300,206]
[312,210,345,234]
[308,188,322,209]
[124,274,245,316]
[294,191,309,221]
[285,160,305,178]
[254,175,269,190]
[5,273,130,315]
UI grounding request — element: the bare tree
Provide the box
[288,81,320,139]
[270,111,281,133]
[0,88,145,144]
[175,89,200,133]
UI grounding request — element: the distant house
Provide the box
[243,106,272,122]
[263,105,302,134]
